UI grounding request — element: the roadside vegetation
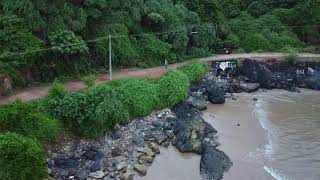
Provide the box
[0,0,319,90]
[0,62,208,179]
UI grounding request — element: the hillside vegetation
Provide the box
[0,62,208,179]
[0,0,319,88]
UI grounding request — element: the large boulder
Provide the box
[240,59,275,89]
[171,103,217,154]
[207,85,225,104]
[304,70,320,90]
[200,74,225,104]
[239,82,260,93]
[186,92,208,111]
[200,145,232,180]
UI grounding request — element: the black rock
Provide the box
[207,85,225,104]
[132,134,145,147]
[172,103,217,154]
[304,71,320,90]
[54,157,79,169]
[90,162,101,172]
[200,145,232,180]
[240,59,275,89]
[151,121,162,127]
[154,132,168,145]
[186,93,208,111]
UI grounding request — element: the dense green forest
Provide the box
[0,0,319,88]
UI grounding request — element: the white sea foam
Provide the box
[263,166,290,180]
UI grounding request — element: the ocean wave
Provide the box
[263,166,290,180]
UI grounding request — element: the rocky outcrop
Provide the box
[239,82,260,93]
[240,59,275,89]
[186,92,208,111]
[171,102,217,154]
[238,59,320,91]
[304,70,320,90]
[170,102,232,179]
[201,75,225,104]
[200,145,232,180]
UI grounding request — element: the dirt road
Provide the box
[1,53,319,105]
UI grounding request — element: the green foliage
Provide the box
[247,1,269,17]
[48,92,91,136]
[49,30,88,55]
[242,33,272,52]
[219,0,242,18]
[95,24,138,67]
[0,100,60,142]
[0,132,47,180]
[136,35,176,66]
[46,81,128,138]
[0,14,42,69]
[94,94,129,130]
[159,70,189,107]
[115,79,161,118]
[179,61,208,82]
[82,74,96,87]
[1,0,318,90]
[225,33,240,49]
[284,47,298,65]
[43,80,66,112]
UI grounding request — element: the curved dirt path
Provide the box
[1,53,320,105]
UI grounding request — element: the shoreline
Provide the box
[204,91,273,180]
[46,58,320,180]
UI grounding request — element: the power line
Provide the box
[0,25,204,59]
[0,23,319,59]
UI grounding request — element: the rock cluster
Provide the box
[239,59,320,91]
[47,72,234,180]
[47,109,174,180]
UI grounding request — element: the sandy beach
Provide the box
[204,92,274,180]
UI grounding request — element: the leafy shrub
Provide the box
[0,100,60,142]
[0,132,47,180]
[179,61,208,82]
[115,79,161,118]
[158,70,189,107]
[136,35,177,66]
[49,86,129,137]
[95,24,139,67]
[82,74,96,87]
[43,80,66,114]
[93,94,129,130]
[241,33,272,52]
[247,1,269,17]
[284,47,298,65]
[49,92,91,136]
[49,30,88,55]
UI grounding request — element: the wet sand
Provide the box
[204,92,274,180]
[136,146,201,180]
[138,89,320,180]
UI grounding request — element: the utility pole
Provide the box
[109,34,112,80]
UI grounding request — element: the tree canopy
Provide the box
[0,0,319,88]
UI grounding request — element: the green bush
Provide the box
[179,61,208,82]
[284,47,298,65]
[0,100,60,142]
[49,92,91,136]
[49,85,129,137]
[0,132,47,180]
[93,94,129,130]
[158,70,189,107]
[241,33,272,52]
[115,79,161,118]
[82,74,96,87]
[43,80,66,115]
